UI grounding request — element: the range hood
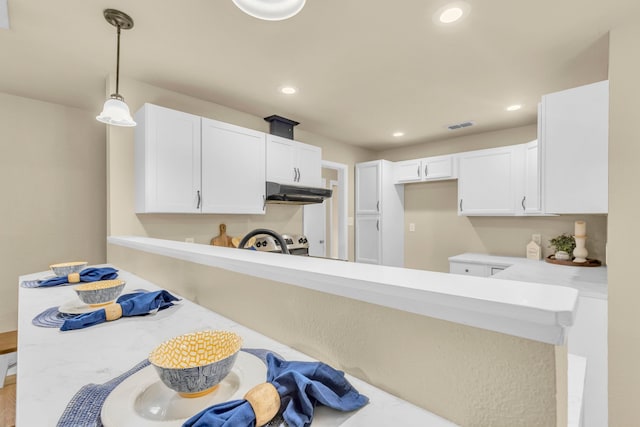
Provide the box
[266,181,332,205]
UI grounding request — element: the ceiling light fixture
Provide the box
[280,86,297,95]
[434,2,470,25]
[96,9,136,127]
[393,132,405,137]
[232,0,306,21]
[506,104,522,111]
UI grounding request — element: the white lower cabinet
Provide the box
[354,216,381,264]
[449,261,507,277]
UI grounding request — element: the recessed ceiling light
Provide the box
[433,2,470,25]
[280,86,297,95]
[506,104,522,111]
[393,132,405,137]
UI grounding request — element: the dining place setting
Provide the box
[20,261,370,427]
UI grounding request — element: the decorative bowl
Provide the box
[50,261,88,277]
[74,279,125,306]
[149,330,243,398]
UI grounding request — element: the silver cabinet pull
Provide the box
[417,165,420,177]
[262,195,266,211]
[197,190,201,209]
[293,168,297,182]
[376,201,379,212]
[319,240,325,244]
[521,196,526,210]
[297,168,301,182]
[459,199,463,211]
[376,219,379,231]
[425,165,428,177]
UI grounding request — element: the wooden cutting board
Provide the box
[210,224,233,247]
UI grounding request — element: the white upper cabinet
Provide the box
[135,104,202,213]
[355,161,381,215]
[394,155,456,184]
[541,80,608,214]
[135,103,267,214]
[458,145,521,216]
[266,134,322,187]
[201,118,266,214]
[522,140,542,214]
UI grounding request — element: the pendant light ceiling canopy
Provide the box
[96,9,136,127]
[232,0,306,21]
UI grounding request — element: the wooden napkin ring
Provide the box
[244,382,280,426]
[104,303,123,321]
[67,272,81,283]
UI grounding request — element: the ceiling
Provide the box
[0,0,637,150]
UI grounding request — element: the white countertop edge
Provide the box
[108,236,579,345]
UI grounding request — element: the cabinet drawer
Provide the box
[449,262,488,277]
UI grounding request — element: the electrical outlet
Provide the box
[409,223,416,232]
[532,234,541,245]
[185,237,195,243]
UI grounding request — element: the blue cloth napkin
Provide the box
[183,353,369,427]
[21,267,119,288]
[60,290,180,331]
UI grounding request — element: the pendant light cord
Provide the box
[115,24,121,95]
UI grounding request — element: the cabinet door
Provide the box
[135,104,201,213]
[296,142,322,187]
[423,155,455,181]
[266,135,296,185]
[355,161,381,214]
[449,262,489,277]
[523,140,542,214]
[355,216,381,264]
[394,159,422,183]
[542,80,608,213]
[201,118,266,214]
[458,146,518,215]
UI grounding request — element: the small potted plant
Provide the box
[549,233,576,261]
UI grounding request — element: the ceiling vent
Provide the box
[447,120,475,131]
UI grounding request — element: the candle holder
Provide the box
[573,235,588,263]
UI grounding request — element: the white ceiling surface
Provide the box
[0,1,637,149]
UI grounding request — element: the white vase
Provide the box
[555,251,570,261]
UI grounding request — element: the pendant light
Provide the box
[96,9,136,127]
[232,0,306,21]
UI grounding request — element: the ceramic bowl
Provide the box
[148,330,243,398]
[50,261,88,277]
[74,279,125,306]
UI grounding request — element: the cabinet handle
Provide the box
[521,196,526,210]
[293,168,297,182]
[425,165,428,177]
[376,201,379,212]
[197,190,201,209]
[417,165,420,177]
[459,199,463,211]
[263,195,266,211]
[297,168,301,182]
[376,219,379,231]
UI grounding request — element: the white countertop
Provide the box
[448,253,607,300]
[108,236,578,345]
[16,267,457,427]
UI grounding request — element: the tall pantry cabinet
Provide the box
[355,160,404,267]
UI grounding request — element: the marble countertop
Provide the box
[16,267,457,427]
[448,253,607,300]
[108,236,578,345]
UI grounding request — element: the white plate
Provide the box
[58,299,103,314]
[101,351,267,427]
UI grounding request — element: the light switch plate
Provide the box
[409,223,416,232]
[185,237,195,243]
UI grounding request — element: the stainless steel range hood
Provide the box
[266,181,332,205]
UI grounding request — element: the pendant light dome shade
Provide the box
[232,0,306,21]
[97,95,136,127]
[97,9,136,127]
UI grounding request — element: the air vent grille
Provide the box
[447,121,475,131]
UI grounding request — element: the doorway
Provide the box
[303,161,348,260]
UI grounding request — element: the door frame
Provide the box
[321,160,348,260]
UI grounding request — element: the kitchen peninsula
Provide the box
[16,268,456,426]
[106,235,577,426]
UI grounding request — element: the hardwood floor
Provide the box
[0,375,16,427]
